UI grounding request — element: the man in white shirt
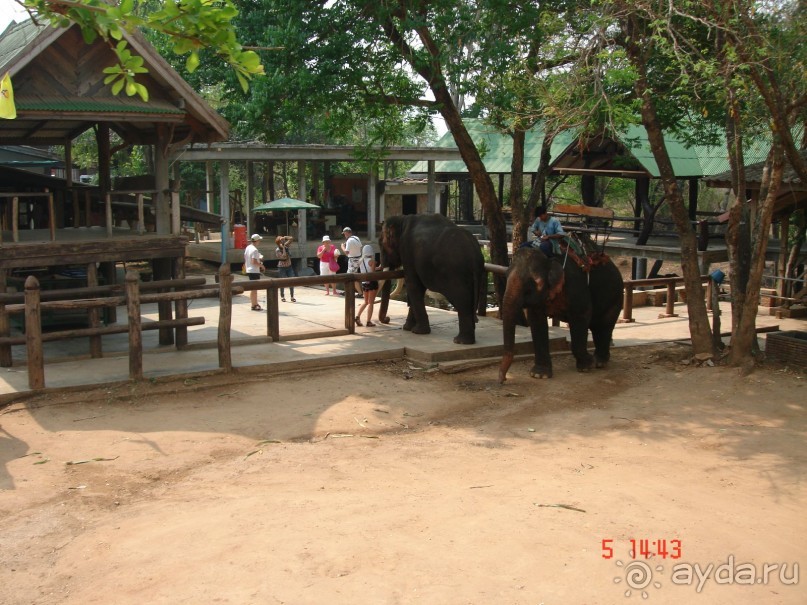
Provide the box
[340,226,362,295]
[244,234,264,310]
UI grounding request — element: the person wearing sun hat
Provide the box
[275,235,296,302]
[316,234,338,295]
[244,234,264,310]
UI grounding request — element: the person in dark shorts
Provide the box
[355,244,378,327]
[244,234,264,310]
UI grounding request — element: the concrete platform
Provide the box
[0,275,802,402]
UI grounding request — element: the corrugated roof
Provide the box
[705,148,806,189]
[410,119,575,174]
[411,118,773,178]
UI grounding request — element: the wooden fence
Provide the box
[3,262,717,390]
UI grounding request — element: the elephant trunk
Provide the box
[498,284,521,384]
[378,277,392,324]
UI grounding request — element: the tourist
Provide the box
[244,234,264,310]
[355,244,378,327]
[317,235,339,295]
[341,226,362,295]
[275,235,296,302]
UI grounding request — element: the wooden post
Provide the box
[267,280,280,341]
[171,190,180,235]
[101,261,117,323]
[47,188,56,241]
[72,188,79,228]
[662,281,678,318]
[136,193,145,235]
[0,269,10,367]
[620,284,635,323]
[152,258,174,345]
[174,255,188,347]
[86,262,102,358]
[12,195,19,242]
[84,190,91,227]
[24,275,45,390]
[105,192,113,236]
[346,275,356,332]
[125,269,143,380]
[218,264,233,371]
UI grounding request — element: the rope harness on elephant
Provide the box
[558,232,612,286]
[551,204,615,285]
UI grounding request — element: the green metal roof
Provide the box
[18,100,183,114]
[411,119,575,174]
[410,118,772,178]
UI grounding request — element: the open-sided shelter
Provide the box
[0,18,230,353]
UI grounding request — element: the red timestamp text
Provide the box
[601,538,682,560]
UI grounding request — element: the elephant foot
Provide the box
[453,333,475,345]
[529,365,553,379]
[499,354,513,384]
[411,325,431,335]
[576,354,595,372]
[403,321,413,332]
[595,356,609,369]
[379,315,390,324]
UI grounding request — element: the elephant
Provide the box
[498,245,624,383]
[378,214,486,344]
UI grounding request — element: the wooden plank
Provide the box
[554,204,615,219]
[24,276,45,390]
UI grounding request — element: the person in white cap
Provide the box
[244,234,264,310]
[316,234,338,295]
[340,226,362,295]
[355,243,378,327]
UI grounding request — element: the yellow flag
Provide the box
[0,71,16,120]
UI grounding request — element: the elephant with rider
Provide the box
[499,243,624,382]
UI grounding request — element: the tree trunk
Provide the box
[728,145,785,367]
[509,130,527,250]
[783,210,805,301]
[622,12,714,357]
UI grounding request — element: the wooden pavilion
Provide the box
[0,18,230,348]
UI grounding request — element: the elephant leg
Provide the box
[568,317,594,372]
[450,295,476,345]
[591,304,621,368]
[526,307,553,379]
[403,278,430,335]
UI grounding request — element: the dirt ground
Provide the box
[1,344,805,605]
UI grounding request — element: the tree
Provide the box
[605,0,807,367]
[13,0,264,100]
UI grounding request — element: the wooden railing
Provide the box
[621,275,714,322]
[3,261,720,390]
[0,267,405,390]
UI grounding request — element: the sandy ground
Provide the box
[1,344,805,605]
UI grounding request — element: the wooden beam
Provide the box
[554,203,615,219]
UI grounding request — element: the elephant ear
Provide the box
[381,217,402,268]
[546,259,565,303]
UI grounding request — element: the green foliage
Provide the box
[18,0,264,97]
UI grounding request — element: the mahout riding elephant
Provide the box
[378,214,485,344]
[498,245,623,382]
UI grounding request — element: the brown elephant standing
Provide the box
[499,246,623,382]
[378,214,485,344]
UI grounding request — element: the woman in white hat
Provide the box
[244,234,264,310]
[316,235,338,295]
